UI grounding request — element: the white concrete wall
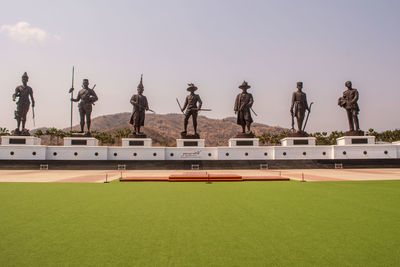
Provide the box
[332,145,396,159]
[46,146,108,160]
[393,142,400,158]
[0,146,46,160]
[107,147,165,160]
[217,147,273,160]
[1,143,400,161]
[165,147,218,160]
[274,146,333,160]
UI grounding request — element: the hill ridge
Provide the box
[69,112,286,146]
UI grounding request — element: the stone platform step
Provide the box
[169,173,242,181]
[242,176,290,181]
[119,172,290,182]
[120,177,168,182]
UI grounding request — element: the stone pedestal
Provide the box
[63,137,99,146]
[1,136,41,146]
[122,138,152,147]
[228,138,259,147]
[281,137,316,146]
[235,132,255,138]
[128,133,147,138]
[176,139,205,147]
[336,136,375,145]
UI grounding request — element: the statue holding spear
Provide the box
[70,75,98,135]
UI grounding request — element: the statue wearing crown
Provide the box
[12,72,35,135]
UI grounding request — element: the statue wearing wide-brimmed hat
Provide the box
[130,74,150,136]
[178,83,203,138]
[12,72,35,135]
[234,81,254,137]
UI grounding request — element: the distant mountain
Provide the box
[66,112,287,146]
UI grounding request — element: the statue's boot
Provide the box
[246,124,252,134]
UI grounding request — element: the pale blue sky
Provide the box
[1,0,399,132]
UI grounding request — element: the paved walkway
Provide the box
[0,169,399,183]
[0,170,121,183]
[279,169,400,182]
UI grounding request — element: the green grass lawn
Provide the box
[0,180,399,266]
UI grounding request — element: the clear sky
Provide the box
[1,0,399,132]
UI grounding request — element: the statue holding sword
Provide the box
[12,72,35,136]
[290,81,313,136]
[234,81,255,137]
[129,74,154,136]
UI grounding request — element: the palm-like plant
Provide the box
[55,129,67,145]
[115,128,132,145]
[34,129,44,138]
[45,127,58,145]
[0,127,10,136]
[95,131,114,145]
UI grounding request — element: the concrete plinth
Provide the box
[63,137,99,146]
[281,137,316,146]
[122,138,152,147]
[176,139,205,148]
[336,136,375,145]
[1,136,41,146]
[228,138,259,147]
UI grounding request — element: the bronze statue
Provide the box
[71,79,98,133]
[234,81,254,137]
[290,82,310,136]
[338,81,362,135]
[12,72,35,135]
[178,83,202,138]
[130,75,149,136]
